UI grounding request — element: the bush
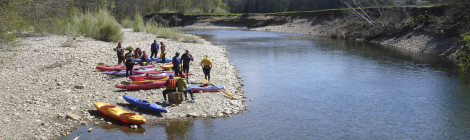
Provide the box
[39,8,123,42]
[458,33,470,72]
[143,22,203,43]
[121,17,133,28]
[133,12,145,32]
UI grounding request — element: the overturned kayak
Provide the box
[188,84,224,92]
[105,68,155,76]
[116,81,166,90]
[123,95,168,113]
[133,57,172,63]
[94,101,146,125]
[96,64,154,71]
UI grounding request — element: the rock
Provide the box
[250,99,253,101]
[70,106,77,110]
[106,122,112,125]
[186,113,198,118]
[88,128,93,133]
[130,125,138,129]
[74,84,85,89]
[56,82,64,86]
[66,114,80,120]
[93,122,99,125]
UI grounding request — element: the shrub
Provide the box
[121,17,133,28]
[458,33,470,72]
[133,12,145,32]
[42,9,123,42]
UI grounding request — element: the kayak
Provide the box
[129,73,170,81]
[97,64,154,71]
[105,68,155,76]
[116,81,166,90]
[123,95,168,113]
[133,57,171,63]
[133,69,165,75]
[94,101,146,125]
[188,84,224,92]
[160,64,173,70]
[131,77,181,84]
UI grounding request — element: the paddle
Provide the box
[202,79,233,99]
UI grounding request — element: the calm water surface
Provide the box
[63,30,470,139]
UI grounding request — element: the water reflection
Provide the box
[100,123,146,134]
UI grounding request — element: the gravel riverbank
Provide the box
[0,29,246,139]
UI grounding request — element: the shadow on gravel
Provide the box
[88,110,132,126]
[117,103,164,117]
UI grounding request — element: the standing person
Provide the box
[150,40,159,58]
[124,48,135,76]
[181,49,193,83]
[162,74,177,104]
[114,42,124,65]
[200,55,213,81]
[160,41,167,63]
[177,75,195,101]
[172,52,181,77]
[139,51,148,66]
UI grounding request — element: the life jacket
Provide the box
[166,79,176,89]
[141,54,148,62]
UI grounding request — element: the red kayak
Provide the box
[129,74,170,81]
[96,64,154,71]
[115,81,166,90]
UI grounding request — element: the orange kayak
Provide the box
[94,101,146,125]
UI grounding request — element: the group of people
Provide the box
[114,40,214,104]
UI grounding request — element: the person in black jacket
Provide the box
[180,49,193,83]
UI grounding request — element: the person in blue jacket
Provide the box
[150,40,159,58]
[172,52,182,77]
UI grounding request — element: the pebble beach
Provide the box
[0,29,246,139]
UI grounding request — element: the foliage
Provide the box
[0,0,31,46]
[133,12,145,32]
[125,46,134,50]
[144,22,203,43]
[44,8,123,42]
[458,33,470,72]
[121,17,133,28]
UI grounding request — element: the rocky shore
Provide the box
[0,29,246,139]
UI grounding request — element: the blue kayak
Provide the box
[105,68,154,76]
[188,84,224,92]
[133,57,172,63]
[123,95,168,113]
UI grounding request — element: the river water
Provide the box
[63,30,470,139]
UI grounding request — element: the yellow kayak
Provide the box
[131,77,181,84]
[160,63,173,70]
[94,101,146,125]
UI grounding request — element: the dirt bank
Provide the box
[159,6,463,58]
[0,29,246,139]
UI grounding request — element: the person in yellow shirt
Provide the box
[200,55,213,81]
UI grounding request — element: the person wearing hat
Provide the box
[150,40,159,58]
[162,74,177,104]
[200,55,213,81]
[177,74,195,101]
[124,47,136,76]
[172,52,182,77]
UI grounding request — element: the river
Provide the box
[63,30,470,139]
